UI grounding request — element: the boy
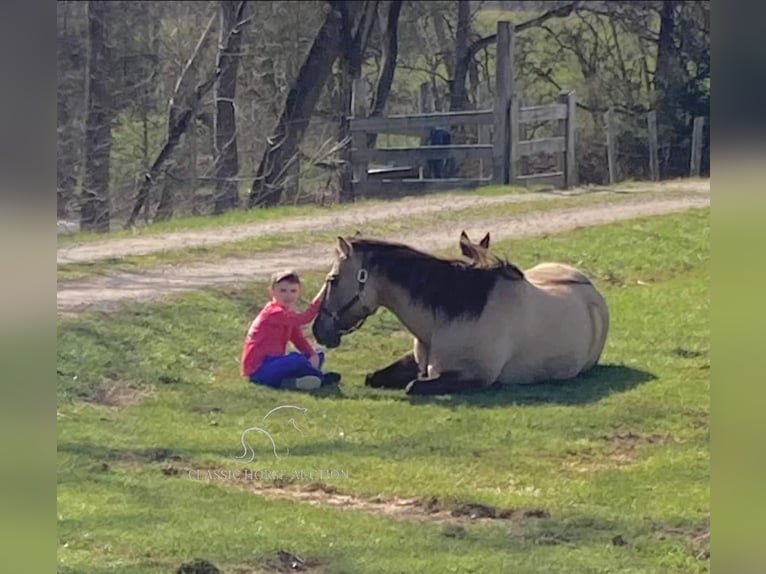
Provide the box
[241,270,342,390]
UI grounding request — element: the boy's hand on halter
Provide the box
[309,353,321,369]
[313,282,328,303]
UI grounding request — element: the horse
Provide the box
[312,235,610,395]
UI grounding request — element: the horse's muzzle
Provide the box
[312,319,342,348]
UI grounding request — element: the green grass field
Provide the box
[57,208,710,573]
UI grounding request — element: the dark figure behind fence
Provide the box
[427,127,452,179]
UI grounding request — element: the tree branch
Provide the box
[125,2,250,228]
[397,63,450,85]
[463,2,579,67]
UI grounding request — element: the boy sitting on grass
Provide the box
[241,270,341,390]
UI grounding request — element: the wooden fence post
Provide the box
[559,90,576,188]
[605,106,617,184]
[690,116,705,177]
[351,78,368,198]
[647,110,659,181]
[493,21,512,185]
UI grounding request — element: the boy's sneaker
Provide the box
[282,375,322,390]
[322,372,342,386]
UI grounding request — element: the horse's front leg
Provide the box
[404,370,489,396]
[365,351,419,389]
[413,338,429,378]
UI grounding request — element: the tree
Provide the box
[57,1,88,219]
[449,0,471,112]
[80,0,114,232]
[249,2,345,207]
[213,1,247,214]
[126,2,251,227]
[336,0,378,201]
[367,0,404,148]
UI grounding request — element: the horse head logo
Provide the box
[232,405,310,463]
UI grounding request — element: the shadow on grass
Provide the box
[413,364,657,408]
[306,364,656,408]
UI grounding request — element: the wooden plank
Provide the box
[360,177,491,197]
[690,116,705,177]
[605,107,617,184]
[350,110,494,135]
[516,171,565,189]
[367,166,419,180]
[367,165,417,175]
[493,21,512,185]
[517,137,566,156]
[647,110,659,181]
[360,144,494,164]
[560,90,577,188]
[519,103,567,123]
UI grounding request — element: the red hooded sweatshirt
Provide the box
[240,297,322,377]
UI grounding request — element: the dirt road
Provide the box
[57,184,709,316]
[56,180,707,265]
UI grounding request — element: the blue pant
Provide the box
[250,350,325,388]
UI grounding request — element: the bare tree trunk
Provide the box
[124,4,249,227]
[125,11,219,227]
[154,163,177,222]
[337,0,378,202]
[57,96,79,218]
[213,0,246,214]
[367,0,403,149]
[80,0,113,232]
[57,1,85,219]
[249,3,345,207]
[654,0,677,115]
[429,4,453,80]
[449,0,470,113]
[653,0,685,176]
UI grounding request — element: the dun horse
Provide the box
[312,234,609,395]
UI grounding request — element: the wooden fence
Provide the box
[606,109,708,183]
[348,21,577,198]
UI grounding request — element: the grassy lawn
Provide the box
[57,208,710,573]
[57,187,697,282]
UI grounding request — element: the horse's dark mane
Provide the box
[350,238,522,319]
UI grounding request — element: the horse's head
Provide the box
[312,236,380,348]
[459,230,492,266]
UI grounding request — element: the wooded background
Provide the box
[57,0,710,231]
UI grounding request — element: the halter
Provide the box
[319,267,370,335]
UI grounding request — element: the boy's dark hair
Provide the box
[270,269,301,287]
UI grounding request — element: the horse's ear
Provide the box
[460,230,469,241]
[336,236,353,258]
[460,238,478,259]
[480,232,490,249]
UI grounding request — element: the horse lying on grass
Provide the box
[312,233,609,396]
